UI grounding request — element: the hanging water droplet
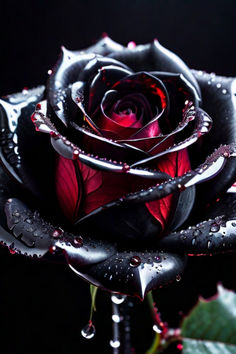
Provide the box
[210,224,220,233]
[153,324,162,333]
[110,340,120,348]
[222,88,227,94]
[130,255,141,267]
[111,294,126,305]
[216,83,222,88]
[192,238,196,246]
[176,275,181,282]
[112,314,121,323]
[207,240,211,248]
[81,321,96,339]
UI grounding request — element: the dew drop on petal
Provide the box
[9,246,16,255]
[130,255,141,267]
[127,41,136,49]
[74,236,83,247]
[81,321,96,339]
[51,228,63,238]
[210,224,220,233]
[193,229,201,237]
[49,245,57,254]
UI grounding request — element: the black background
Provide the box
[0,1,236,353]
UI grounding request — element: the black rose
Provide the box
[0,36,235,299]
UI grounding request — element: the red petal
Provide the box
[146,148,191,229]
[55,156,82,223]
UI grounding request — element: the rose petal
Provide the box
[67,249,186,299]
[158,193,236,255]
[56,156,82,223]
[109,39,201,98]
[146,149,191,229]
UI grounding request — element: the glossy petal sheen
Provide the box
[56,147,191,231]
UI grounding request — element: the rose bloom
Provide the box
[0,36,235,299]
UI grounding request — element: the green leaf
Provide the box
[181,285,236,354]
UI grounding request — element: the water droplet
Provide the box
[130,255,141,267]
[193,230,201,237]
[73,149,79,159]
[127,41,136,49]
[49,245,56,254]
[112,314,121,323]
[176,275,181,282]
[122,163,130,172]
[207,240,211,248]
[51,228,63,238]
[216,83,222,88]
[153,324,162,333]
[210,224,220,233]
[81,321,96,339]
[110,340,120,348]
[154,255,161,262]
[26,218,32,224]
[111,294,126,305]
[222,89,227,94]
[192,238,196,246]
[9,246,16,255]
[74,236,83,247]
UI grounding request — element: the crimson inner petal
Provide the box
[55,148,191,238]
[110,111,143,128]
[146,148,191,229]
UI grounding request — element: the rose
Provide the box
[0,36,235,300]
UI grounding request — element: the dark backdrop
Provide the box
[0,1,236,353]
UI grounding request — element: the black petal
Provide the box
[79,35,125,56]
[76,143,235,219]
[1,198,54,258]
[158,193,236,255]
[66,249,187,299]
[109,40,201,99]
[0,86,45,184]
[191,71,236,203]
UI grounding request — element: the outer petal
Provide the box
[109,39,201,99]
[158,193,236,255]
[65,247,186,300]
[191,71,236,203]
